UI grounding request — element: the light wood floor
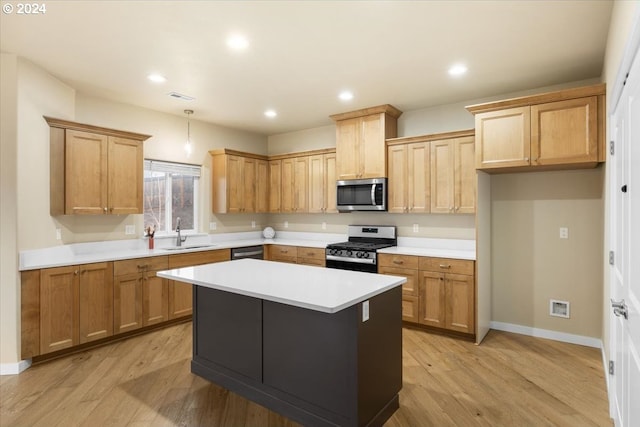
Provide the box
[1,322,612,427]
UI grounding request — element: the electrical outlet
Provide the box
[413,224,419,233]
[559,227,569,239]
[321,222,327,230]
[125,225,135,235]
[284,221,289,228]
[362,300,370,322]
[56,228,62,240]
[209,222,217,230]
[251,221,256,228]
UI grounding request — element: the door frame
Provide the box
[607,8,640,426]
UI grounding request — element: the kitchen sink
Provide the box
[161,244,217,251]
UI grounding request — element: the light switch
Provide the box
[125,225,135,235]
[413,224,419,233]
[362,300,369,322]
[209,222,217,230]
[284,221,289,228]
[321,222,327,230]
[55,228,62,240]
[251,221,256,228]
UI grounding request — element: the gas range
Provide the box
[325,225,397,273]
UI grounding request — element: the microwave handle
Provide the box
[371,184,376,206]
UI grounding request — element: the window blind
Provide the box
[144,159,201,177]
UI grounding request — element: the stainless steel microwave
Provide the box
[336,178,387,212]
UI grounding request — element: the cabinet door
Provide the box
[242,157,257,213]
[419,271,446,328]
[143,273,168,326]
[335,118,360,180]
[430,140,454,213]
[531,96,598,166]
[475,106,531,169]
[445,273,475,334]
[227,155,244,213]
[114,273,143,333]
[256,159,269,213]
[281,158,295,212]
[387,145,407,213]
[65,130,108,214]
[168,280,192,319]
[454,136,476,214]
[308,154,325,213]
[293,156,309,212]
[108,137,143,214]
[360,114,386,178]
[269,160,282,212]
[324,153,337,213]
[79,262,113,344]
[408,142,430,213]
[402,296,419,324]
[40,266,79,354]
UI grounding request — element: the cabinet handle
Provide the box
[524,157,529,162]
[455,206,459,212]
[306,252,314,256]
[449,207,454,212]
[103,207,108,213]
[109,207,113,213]
[137,264,148,270]
[74,270,79,275]
[393,260,404,265]
[439,264,451,269]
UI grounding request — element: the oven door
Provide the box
[325,258,378,273]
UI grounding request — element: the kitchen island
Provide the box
[158,259,405,427]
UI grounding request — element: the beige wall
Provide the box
[1,54,19,365]
[491,169,604,338]
[601,1,639,361]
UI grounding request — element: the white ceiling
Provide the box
[0,1,613,135]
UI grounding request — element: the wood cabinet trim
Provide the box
[208,148,268,161]
[465,83,605,114]
[44,116,151,141]
[386,129,475,146]
[268,148,336,161]
[330,104,403,121]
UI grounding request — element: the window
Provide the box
[143,160,201,234]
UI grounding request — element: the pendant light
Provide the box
[184,109,194,156]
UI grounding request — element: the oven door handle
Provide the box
[326,255,375,265]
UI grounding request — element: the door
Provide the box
[114,273,143,333]
[609,40,640,427]
[419,271,445,328]
[455,136,476,214]
[360,114,386,178]
[293,156,308,212]
[475,106,531,169]
[430,140,454,213]
[79,262,113,343]
[143,273,168,326]
[335,118,359,179]
[40,265,79,354]
[308,154,325,213]
[108,137,143,214]
[445,273,474,334]
[242,157,257,213]
[227,155,244,213]
[387,145,407,213]
[256,159,269,213]
[408,142,430,213]
[269,159,281,212]
[65,130,108,214]
[324,153,337,213]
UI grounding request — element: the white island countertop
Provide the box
[157,259,406,314]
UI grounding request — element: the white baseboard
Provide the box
[490,321,602,348]
[0,359,32,375]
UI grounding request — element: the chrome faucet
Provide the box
[175,217,187,247]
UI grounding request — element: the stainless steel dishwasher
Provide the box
[230,245,264,260]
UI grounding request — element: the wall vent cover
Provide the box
[550,299,570,318]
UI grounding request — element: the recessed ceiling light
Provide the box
[264,109,277,118]
[448,64,468,77]
[339,91,354,101]
[147,74,166,83]
[227,34,249,50]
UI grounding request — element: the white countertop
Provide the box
[157,259,406,314]
[19,231,475,271]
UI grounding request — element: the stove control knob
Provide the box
[356,251,365,258]
[345,250,352,257]
[329,249,338,256]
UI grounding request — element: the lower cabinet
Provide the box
[296,247,326,267]
[113,256,169,334]
[379,254,475,336]
[21,249,231,359]
[267,245,325,266]
[38,262,113,355]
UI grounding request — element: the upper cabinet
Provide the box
[308,152,337,213]
[331,105,402,179]
[387,141,430,213]
[430,135,476,214]
[467,83,605,172]
[210,149,269,214]
[45,117,150,216]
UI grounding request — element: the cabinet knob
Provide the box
[524,157,530,162]
[74,270,79,275]
[103,207,108,213]
[455,206,459,212]
[109,207,113,213]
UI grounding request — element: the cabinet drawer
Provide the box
[297,257,325,267]
[419,257,474,275]
[378,254,419,269]
[114,256,169,276]
[169,249,231,268]
[270,245,298,258]
[297,247,325,260]
[378,266,419,296]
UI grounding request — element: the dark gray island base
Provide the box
[192,285,402,427]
